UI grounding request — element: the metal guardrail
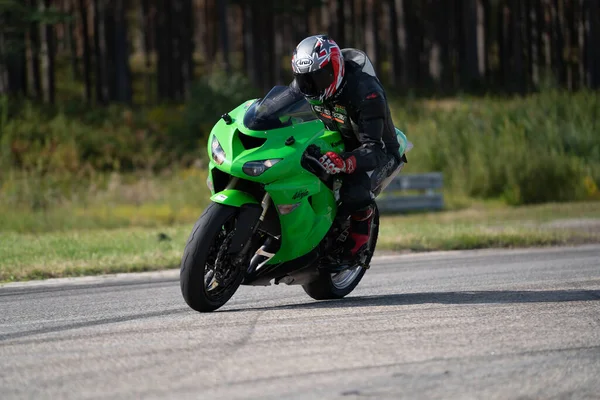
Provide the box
[377,172,444,213]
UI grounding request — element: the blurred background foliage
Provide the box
[0,0,599,233]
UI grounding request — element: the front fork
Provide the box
[230,192,278,275]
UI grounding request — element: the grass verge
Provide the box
[1,201,599,283]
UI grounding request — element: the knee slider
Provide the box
[351,204,375,221]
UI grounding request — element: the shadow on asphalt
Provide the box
[222,289,600,313]
[4,290,598,341]
[0,308,189,342]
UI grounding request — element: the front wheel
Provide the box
[302,205,380,300]
[180,202,244,312]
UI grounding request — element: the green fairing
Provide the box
[210,189,259,207]
[206,91,409,265]
[206,101,345,184]
[207,99,344,264]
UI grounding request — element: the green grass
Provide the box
[379,201,600,251]
[0,226,190,282]
[2,201,599,283]
[391,90,600,204]
[0,168,210,233]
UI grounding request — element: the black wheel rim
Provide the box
[202,219,242,303]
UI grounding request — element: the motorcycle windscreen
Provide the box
[243,85,318,131]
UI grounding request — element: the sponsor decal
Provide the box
[295,58,314,67]
[332,112,346,123]
[214,194,228,201]
[292,189,310,200]
[334,105,346,113]
[366,92,379,100]
[314,105,347,124]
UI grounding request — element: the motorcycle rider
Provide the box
[289,34,404,262]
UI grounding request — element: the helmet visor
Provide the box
[294,62,335,98]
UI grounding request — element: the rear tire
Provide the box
[302,206,380,300]
[180,202,243,312]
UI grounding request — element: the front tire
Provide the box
[180,202,244,312]
[302,206,380,300]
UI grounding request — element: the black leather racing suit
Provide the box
[291,48,403,215]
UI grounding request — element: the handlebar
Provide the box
[301,145,331,184]
[304,155,328,175]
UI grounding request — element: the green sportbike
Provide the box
[180,85,412,312]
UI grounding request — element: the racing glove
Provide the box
[319,151,357,174]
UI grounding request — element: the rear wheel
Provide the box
[302,206,380,300]
[180,203,244,312]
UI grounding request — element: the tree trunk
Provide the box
[6,40,27,96]
[242,2,258,87]
[476,0,486,82]
[261,0,275,92]
[445,0,464,90]
[568,0,583,90]
[323,0,333,41]
[103,4,117,101]
[386,0,402,87]
[93,0,109,104]
[204,0,218,71]
[78,0,92,102]
[0,15,7,95]
[435,0,453,91]
[27,0,42,99]
[522,0,533,91]
[350,0,359,47]
[40,0,56,104]
[541,0,552,72]
[251,0,268,92]
[577,0,585,88]
[170,0,182,100]
[140,0,153,104]
[499,1,511,91]
[182,0,194,99]
[566,0,576,90]
[113,0,131,103]
[217,0,231,74]
[461,0,481,89]
[482,0,493,84]
[551,0,566,87]
[511,0,525,94]
[533,0,545,86]
[354,0,365,49]
[588,0,600,88]
[156,0,172,100]
[336,0,345,45]
[274,11,284,84]
[403,0,419,89]
[364,0,377,72]
[67,0,80,80]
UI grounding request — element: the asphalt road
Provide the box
[1,245,599,400]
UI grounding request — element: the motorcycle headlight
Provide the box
[242,159,282,177]
[211,135,226,165]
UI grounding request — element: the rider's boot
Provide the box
[343,204,375,262]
